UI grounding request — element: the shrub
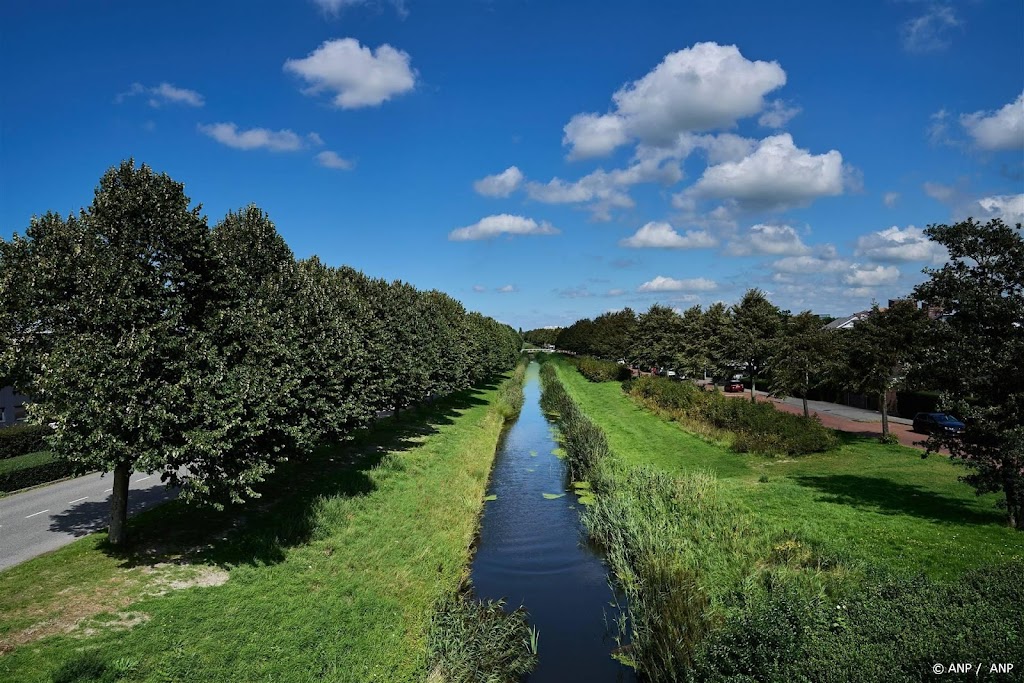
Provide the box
[572,357,631,383]
[624,376,838,456]
[539,363,609,481]
[427,592,537,682]
[0,423,51,460]
[0,457,78,492]
[493,360,528,420]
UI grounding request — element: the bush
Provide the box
[0,423,51,460]
[624,376,838,456]
[539,363,610,481]
[427,592,537,682]
[570,357,631,383]
[0,457,78,492]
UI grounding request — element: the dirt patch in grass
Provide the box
[0,562,228,653]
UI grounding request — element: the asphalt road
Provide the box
[0,470,178,571]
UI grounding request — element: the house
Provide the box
[0,386,30,428]
[822,310,871,330]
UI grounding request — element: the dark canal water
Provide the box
[470,361,636,682]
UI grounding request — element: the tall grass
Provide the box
[624,375,838,456]
[539,362,609,482]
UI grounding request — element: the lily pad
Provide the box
[484,494,497,501]
[525,468,535,473]
[542,492,565,500]
[529,450,538,457]
[576,493,597,506]
[572,481,592,491]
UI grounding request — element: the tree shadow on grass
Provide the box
[47,380,497,570]
[791,473,1002,526]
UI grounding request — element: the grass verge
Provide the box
[1,366,531,683]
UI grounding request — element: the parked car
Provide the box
[912,412,965,434]
[724,380,744,393]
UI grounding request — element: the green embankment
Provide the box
[0,374,522,683]
[554,358,1022,579]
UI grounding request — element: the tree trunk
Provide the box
[108,462,130,546]
[1005,476,1020,530]
[750,374,756,403]
[880,392,889,437]
[802,395,809,419]
[803,371,811,418]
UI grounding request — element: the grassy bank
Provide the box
[543,357,1023,681]
[1,367,528,683]
[553,357,1021,577]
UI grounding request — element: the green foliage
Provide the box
[539,363,610,482]
[427,593,538,683]
[0,452,78,492]
[726,289,785,397]
[570,357,631,382]
[629,304,685,370]
[914,218,1024,529]
[770,311,838,413]
[624,375,838,455]
[0,423,51,459]
[522,327,561,347]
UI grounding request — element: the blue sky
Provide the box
[2,0,1022,330]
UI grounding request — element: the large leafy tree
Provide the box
[630,305,685,371]
[701,302,733,383]
[841,299,930,437]
[770,311,837,417]
[914,218,1024,529]
[589,308,638,361]
[727,289,784,401]
[0,161,260,545]
[674,305,706,379]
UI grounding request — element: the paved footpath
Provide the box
[0,471,178,571]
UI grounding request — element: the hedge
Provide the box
[0,457,78,493]
[0,424,51,460]
[568,356,632,383]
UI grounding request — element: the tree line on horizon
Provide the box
[525,218,1023,529]
[0,160,522,544]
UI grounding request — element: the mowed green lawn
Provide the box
[555,361,1024,579]
[0,379,511,683]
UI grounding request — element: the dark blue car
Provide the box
[912,412,965,434]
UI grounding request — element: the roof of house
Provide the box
[823,310,871,330]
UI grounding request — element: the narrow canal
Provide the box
[470,361,636,682]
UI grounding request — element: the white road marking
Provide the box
[104,488,112,493]
[68,497,88,504]
[136,476,151,482]
[25,509,49,518]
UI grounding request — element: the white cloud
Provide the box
[688,133,846,211]
[923,181,956,202]
[973,194,1024,224]
[844,264,900,287]
[472,285,486,293]
[448,214,559,241]
[473,166,524,197]
[496,284,518,293]
[883,192,900,208]
[562,42,786,158]
[903,4,960,53]
[526,157,681,220]
[606,288,626,297]
[620,222,718,249]
[960,92,1024,151]
[311,0,408,17]
[116,82,205,107]
[563,113,630,160]
[284,38,416,109]
[758,99,801,129]
[927,109,951,146]
[855,226,947,263]
[198,123,311,152]
[638,276,718,292]
[727,224,810,256]
[316,150,353,169]
[771,254,848,274]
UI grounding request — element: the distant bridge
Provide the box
[521,347,559,353]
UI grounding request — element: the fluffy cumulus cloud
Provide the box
[198,123,319,152]
[973,193,1024,224]
[316,150,353,169]
[562,42,786,158]
[843,264,900,287]
[960,92,1024,151]
[727,223,809,256]
[526,158,681,220]
[620,222,717,249]
[758,99,801,129]
[902,4,960,53]
[688,134,846,211]
[473,166,524,197]
[284,38,416,109]
[638,276,718,292]
[855,226,947,263]
[448,214,559,241]
[116,82,205,107]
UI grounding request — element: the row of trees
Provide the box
[0,161,521,544]
[536,218,1023,528]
